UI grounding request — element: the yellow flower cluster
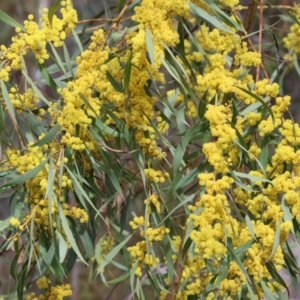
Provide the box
[36,276,51,289]
[4,141,88,238]
[60,132,86,151]
[131,0,189,67]
[64,206,88,223]
[243,220,290,285]
[0,0,77,80]
[26,283,72,300]
[8,87,39,112]
[144,168,169,183]
[127,241,159,276]
[118,0,192,157]
[128,199,170,276]
[220,262,246,297]
[254,79,279,98]
[3,0,300,298]
[186,101,198,118]
[184,101,300,295]
[258,96,291,136]
[246,111,262,126]
[202,105,239,172]
[141,226,170,241]
[283,5,300,56]
[248,143,261,160]
[144,194,161,213]
[279,118,300,145]
[198,173,234,194]
[194,24,263,103]
[129,216,145,230]
[185,170,293,297]
[9,217,20,227]
[55,29,106,150]
[234,42,261,67]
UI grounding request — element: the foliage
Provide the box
[1,0,300,299]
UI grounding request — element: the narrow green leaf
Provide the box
[65,166,100,214]
[28,207,37,270]
[281,196,295,235]
[227,238,252,284]
[163,43,189,83]
[0,219,10,232]
[106,71,124,93]
[146,28,155,65]
[245,215,256,240]
[266,262,290,297]
[160,55,182,85]
[1,159,47,189]
[17,265,26,300]
[62,42,74,76]
[49,42,67,75]
[50,255,67,281]
[237,86,275,125]
[201,0,244,32]
[79,230,94,259]
[124,54,132,95]
[66,248,77,273]
[97,234,132,274]
[259,134,270,170]
[234,239,254,257]
[158,194,196,226]
[72,29,83,53]
[260,280,278,300]
[228,168,256,192]
[31,123,60,147]
[44,242,55,265]
[234,171,271,184]
[182,23,208,63]
[38,63,58,90]
[173,129,194,175]
[189,2,235,34]
[0,10,25,30]
[48,0,61,25]
[56,230,68,263]
[106,272,130,284]
[22,72,57,111]
[1,80,16,124]
[266,220,281,262]
[58,205,87,264]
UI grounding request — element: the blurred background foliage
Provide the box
[0,0,300,299]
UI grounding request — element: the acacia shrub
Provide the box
[0,0,300,299]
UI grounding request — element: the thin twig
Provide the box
[238,5,295,10]
[101,0,133,47]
